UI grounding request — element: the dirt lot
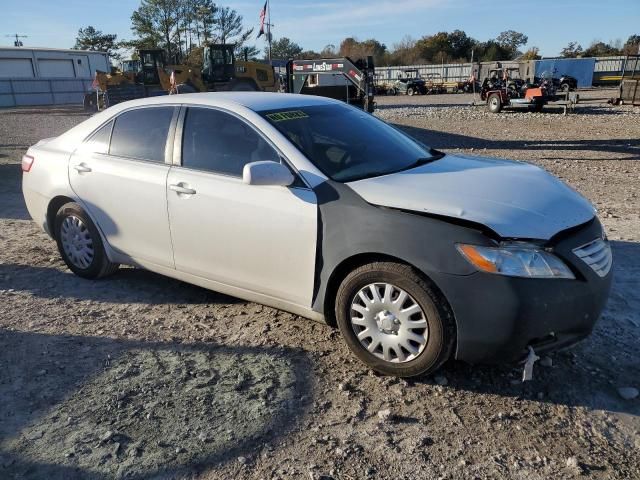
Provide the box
[1,92,639,480]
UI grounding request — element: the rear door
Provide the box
[69,106,177,267]
[166,106,317,307]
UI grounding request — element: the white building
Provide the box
[0,47,109,107]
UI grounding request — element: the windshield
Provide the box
[259,104,439,182]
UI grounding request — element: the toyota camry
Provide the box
[22,93,613,377]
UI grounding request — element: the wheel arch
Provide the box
[321,252,455,330]
[46,195,76,240]
[46,195,122,265]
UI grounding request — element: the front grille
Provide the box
[572,238,612,277]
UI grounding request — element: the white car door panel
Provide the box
[69,153,173,266]
[167,169,317,307]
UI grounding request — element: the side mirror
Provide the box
[242,161,294,187]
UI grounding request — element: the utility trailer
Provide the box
[286,56,376,113]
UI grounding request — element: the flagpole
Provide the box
[267,0,272,64]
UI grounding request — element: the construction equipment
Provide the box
[285,56,376,112]
[199,44,278,92]
[85,49,169,109]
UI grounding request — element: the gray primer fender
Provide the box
[310,180,496,317]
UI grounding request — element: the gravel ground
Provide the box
[0,92,639,480]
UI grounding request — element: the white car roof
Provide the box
[116,91,341,112]
[46,92,343,152]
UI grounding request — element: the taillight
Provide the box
[22,155,34,172]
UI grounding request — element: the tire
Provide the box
[54,202,119,279]
[407,87,414,96]
[561,83,570,93]
[388,88,397,96]
[335,262,455,377]
[488,93,502,113]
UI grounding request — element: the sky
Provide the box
[1,0,638,58]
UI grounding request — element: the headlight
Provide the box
[456,242,575,279]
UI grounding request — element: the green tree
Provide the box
[213,6,256,58]
[338,37,387,64]
[415,32,453,62]
[583,41,620,57]
[74,26,121,60]
[496,30,528,57]
[269,37,303,59]
[448,30,475,60]
[475,40,512,62]
[192,0,216,45]
[130,0,179,61]
[623,34,640,55]
[560,41,583,58]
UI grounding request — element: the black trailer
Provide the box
[285,56,376,113]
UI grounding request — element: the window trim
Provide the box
[174,104,311,189]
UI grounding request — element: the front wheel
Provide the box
[407,87,414,96]
[335,262,455,377]
[54,202,119,279]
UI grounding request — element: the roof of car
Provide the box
[118,92,340,112]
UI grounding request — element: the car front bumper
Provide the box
[432,218,613,364]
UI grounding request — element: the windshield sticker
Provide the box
[266,111,309,122]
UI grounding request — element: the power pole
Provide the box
[5,33,28,47]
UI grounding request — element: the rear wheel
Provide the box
[488,93,502,113]
[335,262,455,377]
[407,87,415,96]
[54,202,119,279]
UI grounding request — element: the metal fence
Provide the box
[375,63,472,82]
[0,78,93,108]
[375,56,634,84]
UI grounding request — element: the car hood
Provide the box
[347,154,596,240]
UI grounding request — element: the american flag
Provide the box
[257,1,267,38]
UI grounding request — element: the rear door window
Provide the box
[181,107,279,177]
[110,107,175,162]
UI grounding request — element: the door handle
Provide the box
[73,163,92,173]
[169,183,197,195]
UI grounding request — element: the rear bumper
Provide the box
[433,219,613,363]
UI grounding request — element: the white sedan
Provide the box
[22,93,612,377]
